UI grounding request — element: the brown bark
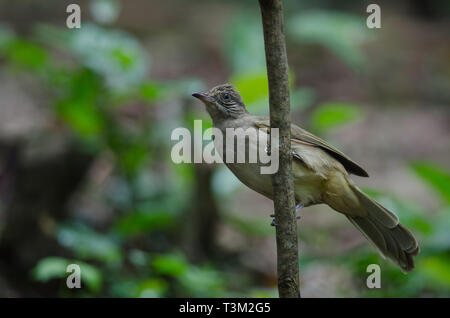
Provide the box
[258,0,300,298]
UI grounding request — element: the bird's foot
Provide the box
[296,203,303,220]
[269,214,277,226]
[270,203,303,226]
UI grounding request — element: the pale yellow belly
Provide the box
[226,160,325,206]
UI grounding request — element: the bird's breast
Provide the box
[215,127,274,199]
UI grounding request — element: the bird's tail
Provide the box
[346,186,420,272]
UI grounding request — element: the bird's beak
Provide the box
[192,92,214,103]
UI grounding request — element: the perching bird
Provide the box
[192,83,419,272]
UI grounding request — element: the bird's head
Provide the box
[192,84,248,121]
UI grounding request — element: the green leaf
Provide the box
[78,262,102,292]
[32,257,102,292]
[231,71,269,105]
[139,81,167,101]
[3,39,48,70]
[118,141,149,174]
[57,223,122,263]
[138,279,168,298]
[32,257,69,282]
[248,288,278,298]
[55,69,104,137]
[310,101,362,133]
[38,23,149,93]
[56,99,104,136]
[410,161,450,204]
[79,262,102,292]
[115,210,175,237]
[230,70,297,115]
[108,277,140,297]
[419,255,450,289]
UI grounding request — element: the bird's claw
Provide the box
[295,203,303,220]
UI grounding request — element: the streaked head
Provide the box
[192,84,248,121]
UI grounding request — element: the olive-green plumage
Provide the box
[193,84,419,272]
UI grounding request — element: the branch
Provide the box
[258,0,300,298]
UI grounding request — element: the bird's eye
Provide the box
[222,93,231,100]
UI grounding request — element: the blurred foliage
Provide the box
[33,257,102,293]
[353,165,450,297]
[35,23,149,93]
[225,12,316,116]
[224,13,265,74]
[57,223,122,263]
[0,0,448,299]
[287,10,371,69]
[410,162,450,205]
[0,21,228,297]
[89,0,121,25]
[309,101,362,134]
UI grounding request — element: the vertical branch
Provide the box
[258,0,300,298]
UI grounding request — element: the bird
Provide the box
[192,83,419,272]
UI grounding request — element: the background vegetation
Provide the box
[0,0,449,297]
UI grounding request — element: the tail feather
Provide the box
[348,187,419,272]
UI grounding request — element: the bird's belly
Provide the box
[226,160,324,206]
[292,160,325,206]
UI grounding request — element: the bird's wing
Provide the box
[254,117,369,177]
